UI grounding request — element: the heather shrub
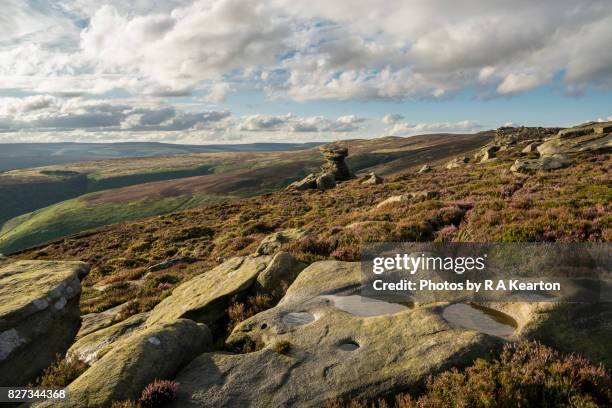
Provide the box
[328,342,611,408]
[272,340,292,355]
[413,342,611,408]
[227,294,275,334]
[111,400,141,408]
[139,379,179,408]
[32,354,88,388]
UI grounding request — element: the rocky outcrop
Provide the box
[494,126,560,145]
[537,121,612,156]
[360,172,383,185]
[41,319,211,408]
[510,154,572,173]
[288,145,352,191]
[148,229,308,327]
[170,261,500,408]
[0,260,88,387]
[146,255,272,327]
[320,146,351,181]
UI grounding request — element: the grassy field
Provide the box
[0,133,491,253]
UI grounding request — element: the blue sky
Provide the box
[1,0,611,144]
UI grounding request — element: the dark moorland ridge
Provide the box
[1,123,610,407]
[0,141,323,172]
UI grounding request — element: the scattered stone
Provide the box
[474,145,499,162]
[376,191,440,208]
[288,173,317,190]
[42,319,211,408]
[445,156,470,169]
[316,172,336,190]
[521,142,541,154]
[0,260,88,387]
[255,229,309,256]
[510,154,572,173]
[360,172,383,185]
[417,164,431,174]
[255,252,307,296]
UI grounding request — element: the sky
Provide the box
[1,0,612,144]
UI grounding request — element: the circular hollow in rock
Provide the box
[282,312,315,326]
[338,340,360,351]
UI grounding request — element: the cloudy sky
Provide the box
[1,0,612,144]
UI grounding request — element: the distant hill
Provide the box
[0,141,322,172]
[0,133,492,253]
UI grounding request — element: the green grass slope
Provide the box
[0,193,229,254]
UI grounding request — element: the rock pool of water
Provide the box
[320,294,410,317]
[282,312,315,326]
[442,303,516,338]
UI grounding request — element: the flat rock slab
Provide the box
[39,319,212,408]
[170,261,500,408]
[77,301,131,339]
[0,260,88,386]
[146,255,271,327]
[69,311,150,365]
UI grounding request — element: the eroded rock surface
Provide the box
[0,259,88,386]
[170,261,500,408]
[69,312,150,365]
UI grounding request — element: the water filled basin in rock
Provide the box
[320,294,410,317]
[442,303,516,338]
[282,312,315,326]
[338,340,360,351]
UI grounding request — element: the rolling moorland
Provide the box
[0,133,490,254]
[0,142,321,172]
[1,123,611,407]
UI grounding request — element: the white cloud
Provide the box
[3,0,612,102]
[238,113,366,133]
[0,95,231,132]
[382,114,404,124]
[385,120,483,136]
[2,0,612,142]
